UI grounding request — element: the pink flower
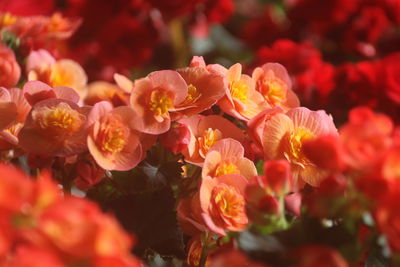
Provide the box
[19,98,89,157]
[0,42,20,88]
[252,63,299,110]
[179,115,245,165]
[129,70,188,134]
[87,101,142,171]
[263,107,337,187]
[202,138,257,180]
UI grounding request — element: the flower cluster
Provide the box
[0,2,400,267]
[0,164,140,266]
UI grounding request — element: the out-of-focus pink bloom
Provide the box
[302,134,343,171]
[85,81,129,107]
[27,50,88,100]
[0,42,21,88]
[19,98,89,157]
[340,107,393,170]
[159,122,191,155]
[208,250,268,267]
[74,159,105,190]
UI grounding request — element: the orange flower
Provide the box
[129,70,188,134]
[0,87,18,132]
[23,80,79,106]
[0,42,20,88]
[19,98,88,157]
[179,115,245,166]
[85,81,129,107]
[87,101,142,171]
[340,107,393,170]
[263,107,337,187]
[200,174,249,235]
[252,63,299,110]
[202,138,257,180]
[171,66,226,119]
[211,63,267,121]
[27,50,87,100]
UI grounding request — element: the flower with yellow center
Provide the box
[229,80,248,103]
[285,127,315,168]
[207,181,247,232]
[0,13,17,27]
[198,128,222,158]
[184,84,201,104]
[149,89,173,119]
[96,116,129,154]
[33,102,84,137]
[262,107,337,186]
[214,161,240,177]
[257,77,287,105]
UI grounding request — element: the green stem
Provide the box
[198,232,209,267]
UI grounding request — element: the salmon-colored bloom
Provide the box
[0,42,20,88]
[0,88,31,149]
[171,66,225,119]
[252,63,299,110]
[263,107,337,187]
[19,98,89,157]
[27,50,88,99]
[22,80,80,106]
[340,107,393,170]
[87,101,142,171]
[35,197,131,258]
[129,70,188,134]
[0,12,80,48]
[187,235,210,267]
[73,158,105,190]
[211,63,267,121]
[179,115,245,165]
[247,107,284,153]
[85,81,129,107]
[202,138,257,180]
[0,87,18,131]
[200,174,249,235]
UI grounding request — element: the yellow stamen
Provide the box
[198,128,222,158]
[149,90,173,116]
[229,80,248,103]
[33,103,83,136]
[285,127,314,167]
[214,161,239,177]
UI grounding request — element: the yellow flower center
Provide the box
[229,80,248,103]
[214,161,239,177]
[285,127,314,167]
[49,67,73,88]
[0,13,17,27]
[198,128,222,158]
[33,103,83,136]
[258,77,286,105]
[149,90,173,117]
[212,184,245,219]
[97,115,128,154]
[185,84,201,103]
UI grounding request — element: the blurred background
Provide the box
[1,0,400,124]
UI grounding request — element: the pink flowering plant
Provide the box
[0,1,400,267]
